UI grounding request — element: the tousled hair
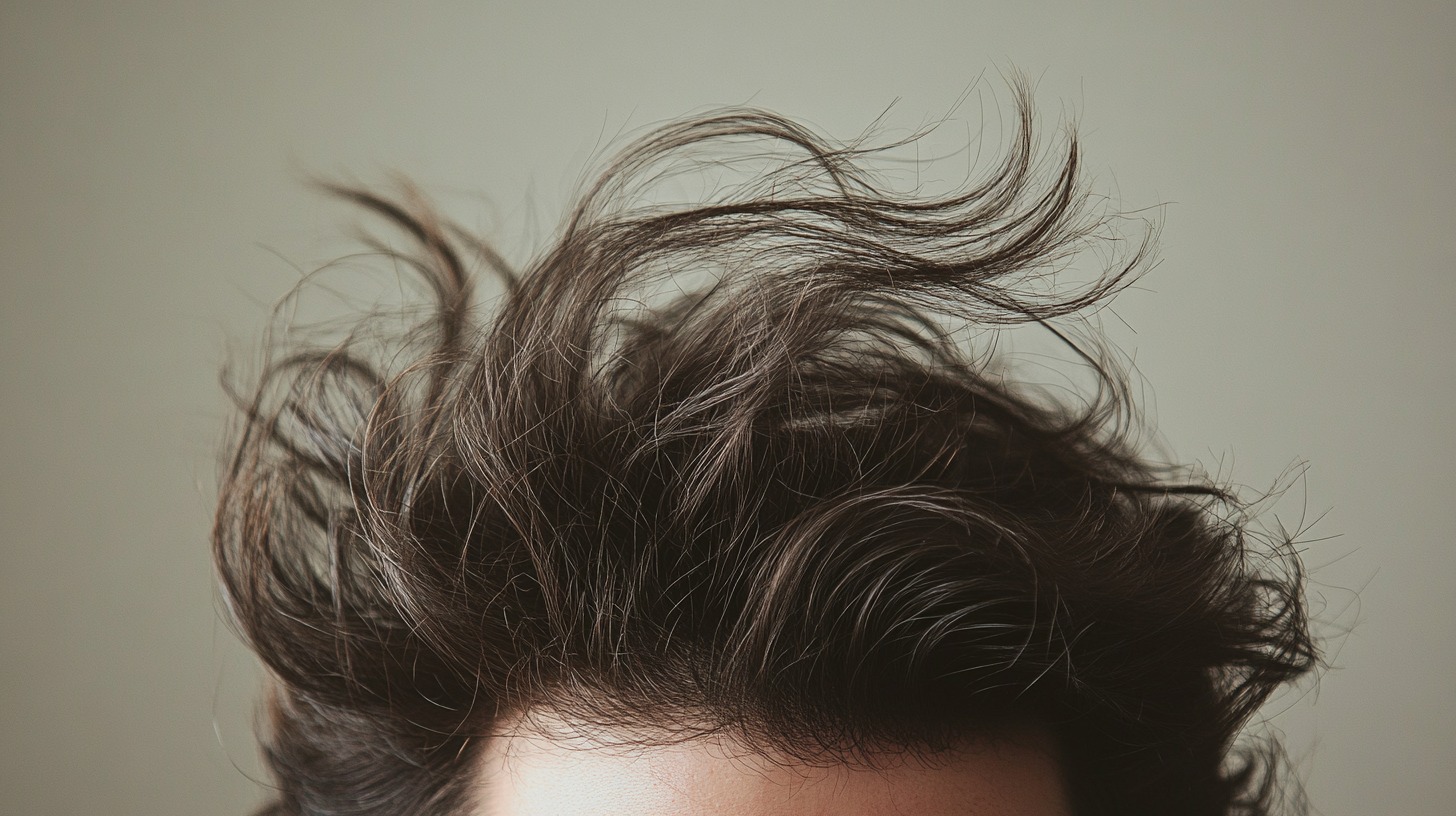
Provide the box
[216,83,1317,815]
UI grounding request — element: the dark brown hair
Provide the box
[216,83,1316,815]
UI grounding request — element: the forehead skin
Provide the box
[472,713,1072,816]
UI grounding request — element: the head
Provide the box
[215,84,1316,815]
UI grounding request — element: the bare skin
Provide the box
[473,711,1073,816]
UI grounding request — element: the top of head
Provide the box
[215,77,1315,816]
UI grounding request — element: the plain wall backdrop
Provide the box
[2,2,1451,814]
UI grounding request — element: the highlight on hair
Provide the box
[215,82,1317,815]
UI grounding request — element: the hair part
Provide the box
[215,80,1317,816]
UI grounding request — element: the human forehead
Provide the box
[471,712,1072,816]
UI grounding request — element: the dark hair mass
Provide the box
[215,85,1317,815]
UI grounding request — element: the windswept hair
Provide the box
[216,85,1316,816]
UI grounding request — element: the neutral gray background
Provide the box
[2,2,1451,814]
